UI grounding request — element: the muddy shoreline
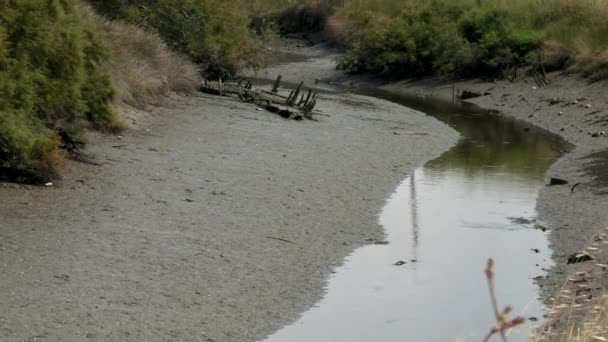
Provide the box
[0,68,457,340]
[319,55,608,336]
[255,41,608,336]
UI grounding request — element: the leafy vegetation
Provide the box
[88,0,253,79]
[0,0,117,180]
[329,0,608,80]
[335,0,544,78]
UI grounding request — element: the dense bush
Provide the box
[337,0,543,78]
[331,0,608,80]
[88,0,253,79]
[275,3,335,34]
[0,0,117,180]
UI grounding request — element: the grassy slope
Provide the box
[87,0,253,79]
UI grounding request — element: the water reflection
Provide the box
[264,91,571,342]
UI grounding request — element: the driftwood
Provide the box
[199,75,319,120]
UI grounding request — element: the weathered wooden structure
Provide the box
[199,76,319,120]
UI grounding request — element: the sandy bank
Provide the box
[0,68,457,340]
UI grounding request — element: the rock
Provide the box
[585,104,592,108]
[531,248,540,253]
[459,90,482,100]
[531,86,538,90]
[558,111,564,115]
[567,252,594,264]
[393,260,407,266]
[549,177,568,186]
[45,182,53,187]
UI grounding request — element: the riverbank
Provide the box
[254,39,608,341]
[267,44,608,338]
[459,77,608,340]
[0,74,457,339]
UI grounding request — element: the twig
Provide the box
[571,182,582,193]
[483,258,527,342]
[266,237,297,244]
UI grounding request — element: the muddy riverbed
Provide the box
[256,42,608,339]
[0,79,456,340]
[2,41,608,342]
[262,89,569,341]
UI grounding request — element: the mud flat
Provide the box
[0,64,457,341]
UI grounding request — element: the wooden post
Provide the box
[452,84,455,104]
[304,88,313,107]
[298,93,306,107]
[290,81,304,106]
[272,75,282,93]
[219,78,223,96]
[286,90,295,105]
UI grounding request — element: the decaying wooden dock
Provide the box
[199,76,319,121]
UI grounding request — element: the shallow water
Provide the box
[264,90,570,341]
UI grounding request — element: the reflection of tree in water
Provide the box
[355,87,571,179]
[425,112,567,179]
[409,173,419,261]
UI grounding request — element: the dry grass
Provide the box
[533,228,608,342]
[536,293,608,342]
[79,5,200,110]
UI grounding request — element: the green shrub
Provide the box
[276,3,335,34]
[336,0,544,78]
[88,0,254,79]
[0,0,116,180]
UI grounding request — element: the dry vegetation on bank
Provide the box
[82,8,200,109]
